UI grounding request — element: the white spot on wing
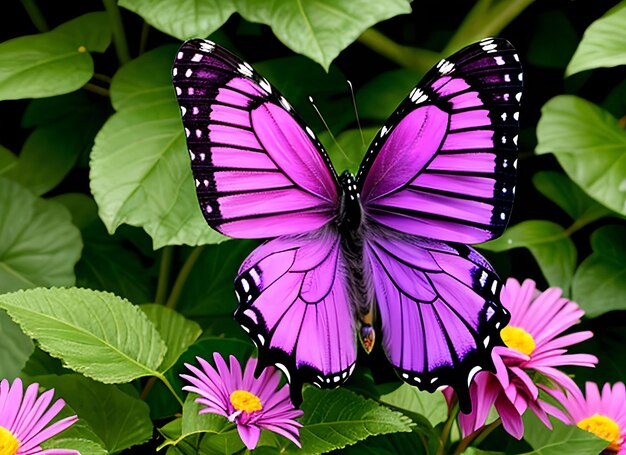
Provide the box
[241,278,250,292]
[185,68,193,77]
[259,78,272,93]
[177,52,183,60]
[494,56,505,66]
[467,366,482,386]
[275,363,291,383]
[243,309,258,324]
[237,63,253,78]
[191,53,203,62]
[305,126,315,138]
[172,67,178,76]
[483,336,491,348]
[180,106,187,116]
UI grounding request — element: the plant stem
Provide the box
[93,72,113,84]
[83,82,110,97]
[156,246,174,305]
[20,0,49,32]
[139,21,150,55]
[443,0,535,55]
[103,0,131,65]
[452,418,501,455]
[358,29,439,73]
[437,399,459,455]
[165,246,205,310]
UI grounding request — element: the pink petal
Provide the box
[237,424,261,450]
[495,393,524,439]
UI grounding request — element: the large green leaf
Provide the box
[572,225,626,317]
[36,374,152,453]
[378,383,447,427]
[0,179,81,292]
[532,171,612,223]
[298,387,413,453]
[109,44,179,111]
[536,95,626,216]
[522,413,607,455]
[236,0,412,70]
[0,310,33,378]
[566,2,626,76]
[141,304,202,372]
[0,287,166,382]
[0,12,110,100]
[481,220,577,292]
[92,46,223,248]
[120,0,236,41]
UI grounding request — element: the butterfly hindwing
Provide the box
[173,39,339,238]
[234,228,357,402]
[358,38,522,244]
[363,226,510,411]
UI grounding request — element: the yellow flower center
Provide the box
[500,325,536,356]
[577,414,622,451]
[0,426,19,455]
[230,390,263,413]
[77,45,86,53]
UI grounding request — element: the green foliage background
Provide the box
[0,0,624,453]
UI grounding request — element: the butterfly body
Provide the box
[173,37,522,411]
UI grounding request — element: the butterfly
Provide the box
[172,37,521,412]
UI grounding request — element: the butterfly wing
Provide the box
[234,227,357,402]
[363,226,510,411]
[358,38,522,244]
[173,39,339,238]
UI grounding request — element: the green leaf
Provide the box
[298,387,413,453]
[236,0,412,70]
[532,171,612,223]
[42,438,108,455]
[36,374,152,453]
[522,413,607,455]
[110,44,179,111]
[0,310,34,378]
[566,2,626,76]
[481,220,577,291]
[0,178,82,292]
[120,0,236,41]
[0,13,110,100]
[572,225,626,317]
[0,287,166,382]
[92,46,224,248]
[340,431,427,455]
[141,304,202,372]
[536,95,626,216]
[378,383,447,427]
[160,395,236,450]
[0,144,17,175]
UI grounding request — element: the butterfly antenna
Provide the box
[347,80,365,147]
[308,96,351,163]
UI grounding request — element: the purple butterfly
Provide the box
[172,37,521,412]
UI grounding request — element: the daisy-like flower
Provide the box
[0,378,78,455]
[450,278,598,439]
[555,382,626,454]
[181,354,304,450]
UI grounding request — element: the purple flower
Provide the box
[0,378,78,455]
[553,382,626,454]
[446,278,597,439]
[181,354,303,450]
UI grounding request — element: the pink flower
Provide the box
[181,354,303,450]
[555,382,626,454]
[0,378,78,455]
[450,278,597,439]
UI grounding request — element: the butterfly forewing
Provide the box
[358,38,522,244]
[173,39,340,238]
